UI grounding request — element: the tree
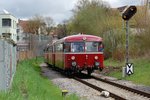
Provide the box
[26,15,45,34]
[44,17,54,35]
[57,24,67,39]
[66,0,121,36]
[133,2,150,56]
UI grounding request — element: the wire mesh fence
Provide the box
[0,39,17,91]
[17,34,52,61]
[31,34,52,57]
[0,34,51,90]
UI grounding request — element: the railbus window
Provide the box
[98,42,104,52]
[48,46,52,52]
[55,43,63,52]
[85,42,100,52]
[64,43,71,52]
[71,42,84,52]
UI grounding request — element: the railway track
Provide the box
[90,74,150,98]
[45,65,150,99]
[73,76,126,100]
[74,73,150,100]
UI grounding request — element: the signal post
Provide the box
[122,6,137,77]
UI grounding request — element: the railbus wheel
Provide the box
[99,68,103,71]
[65,70,72,76]
[87,69,92,76]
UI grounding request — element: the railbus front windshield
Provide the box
[64,42,103,52]
[71,42,84,52]
[85,42,99,52]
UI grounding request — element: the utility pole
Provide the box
[145,0,149,25]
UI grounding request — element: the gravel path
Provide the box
[40,63,114,100]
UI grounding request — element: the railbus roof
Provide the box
[54,34,102,44]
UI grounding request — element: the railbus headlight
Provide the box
[94,56,98,60]
[71,56,75,60]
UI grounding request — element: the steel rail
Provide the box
[91,75,150,98]
[74,77,126,100]
[46,65,150,99]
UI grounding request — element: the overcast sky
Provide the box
[0,0,143,24]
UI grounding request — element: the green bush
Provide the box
[67,0,122,36]
[103,29,125,60]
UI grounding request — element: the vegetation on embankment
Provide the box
[104,58,150,86]
[67,0,122,36]
[0,58,79,100]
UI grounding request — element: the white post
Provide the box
[122,67,126,78]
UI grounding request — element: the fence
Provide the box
[0,39,17,91]
[32,34,52,57]
[17,34,52,61]
[0,34,51,90]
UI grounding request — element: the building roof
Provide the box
[19,20,28,28]
[0,9,10,14]
[18,20,29,33]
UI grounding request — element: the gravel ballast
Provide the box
[40,63,114,100]
[40,63,150,100]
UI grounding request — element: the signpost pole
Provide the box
[126,21,129,64]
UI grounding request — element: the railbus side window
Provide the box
[64,43,71,52]
[98,42,104,52]
[55,43,63,52]
[48,46,52,52]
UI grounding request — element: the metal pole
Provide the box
[126,21,129,64]
[122,21,129,78]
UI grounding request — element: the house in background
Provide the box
[0,10,18,43]
[17,20,30,51]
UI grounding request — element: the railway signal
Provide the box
[122,6,137,77]
[122,6,137,21]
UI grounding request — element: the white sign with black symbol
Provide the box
[126,63,133,75]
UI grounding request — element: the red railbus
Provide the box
[44,34,104,75]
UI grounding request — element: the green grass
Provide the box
[104,58,125,67]
[105,58,150,86]
[0,58,79,100]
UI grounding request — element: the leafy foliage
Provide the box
[103,29,125,61]
[67,0,122,36]
[132,6,150,57]
[25,15,54,35]
[26,15,45,34]
[57,24,67,39]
